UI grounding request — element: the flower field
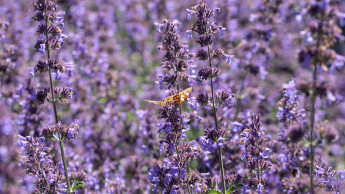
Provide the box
[1,0,345,193]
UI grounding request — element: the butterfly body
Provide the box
[145,87,192,107]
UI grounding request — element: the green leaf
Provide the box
[302,139,322,148]
[226,184,244,194]
[51,135,59,142]
[312,139,322,147]
[301,139,310,148]
[206,189,222,194]
[51,138,59,142]
[72,181,84,191]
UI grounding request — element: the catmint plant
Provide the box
[148,19,203,194]
[297,0,345,192]
[18,0,86,193]
[187,0,235,193]
[274,79,308,188]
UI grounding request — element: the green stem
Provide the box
[309,15,323,194]
[187,163,192,194]
[218,146,226,193]
[48,69,71,192]
[206,37,226,193]
[177,75,192,194]
[173,65,191,193]
[45,11,71,192]
[187,177,192,194]
[309,63,317,194]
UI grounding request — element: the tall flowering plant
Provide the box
[273,79,308,192]
[187,0,235,193]
[18,0,86,193]
[148,19,206,193]
[297,0,345,192]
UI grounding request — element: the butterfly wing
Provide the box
[182,87,192,98]
[179,87,192,104]
[145,100,165,106]
[171,87,192,106]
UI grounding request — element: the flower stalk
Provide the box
[31,0,78,192]
[48,68,71,192]
[308,10,323,194]
[206,35,226,193]
[45,15,72,194]
[309,38,319,194]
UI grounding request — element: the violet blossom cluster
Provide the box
[240,114,271,193]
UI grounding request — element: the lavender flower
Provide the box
[277,79,306,129]
[240,114,271,191]
[17,135,64,193]
[155,19,193,89]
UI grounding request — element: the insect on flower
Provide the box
[145,87,192,107]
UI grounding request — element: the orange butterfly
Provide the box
[145,87,192,107]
